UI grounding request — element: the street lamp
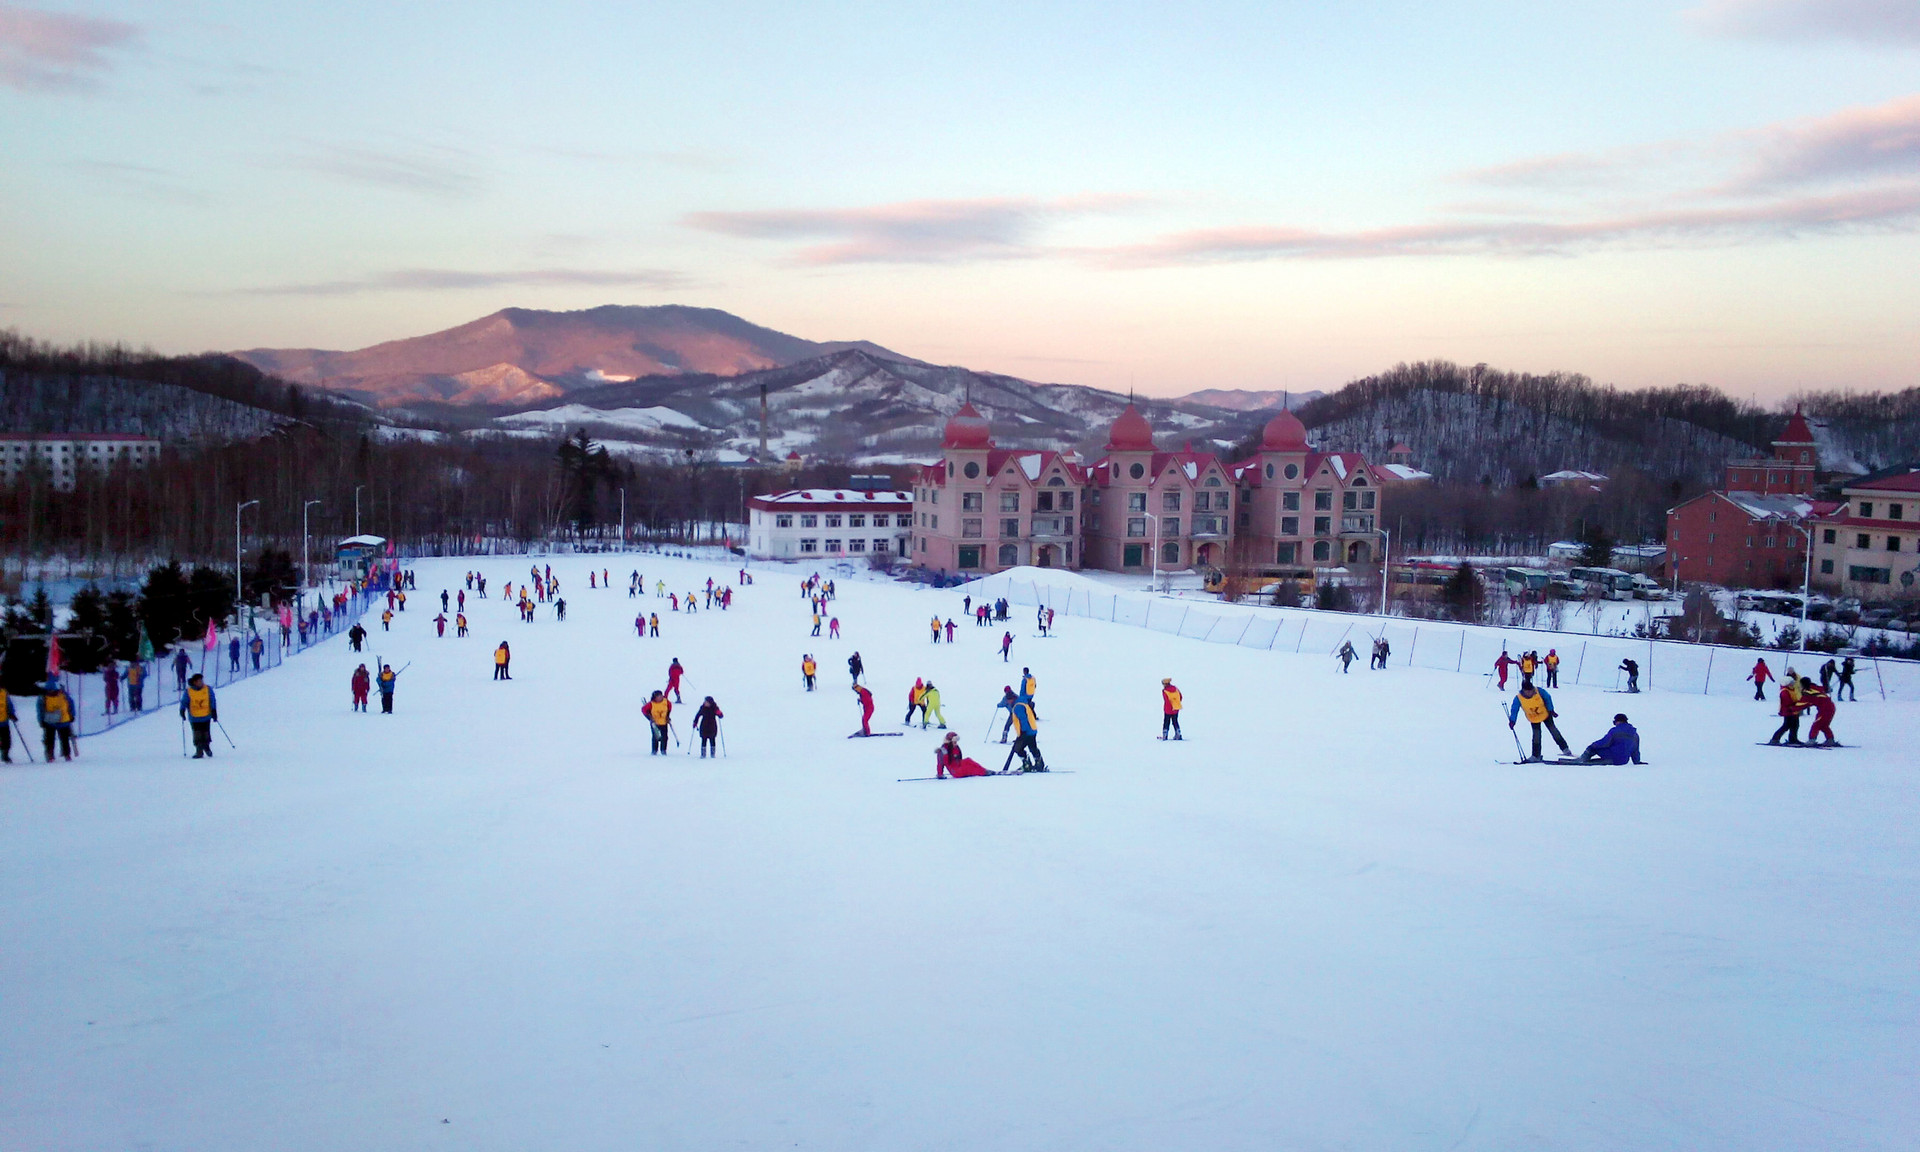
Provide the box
[619,487,626,551]
[1378,525,1392,617]
[303,499,323,602]
[1793,520,1813,653]
[1143,511,1160,590]
[354,484,366,536]
[236,500,259,629]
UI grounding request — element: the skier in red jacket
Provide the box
[667,657,685,703]
[853,683,875,736]
[350,664,371,713]
[936,732,990,778]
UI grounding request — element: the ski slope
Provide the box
[3,554,1915,1150]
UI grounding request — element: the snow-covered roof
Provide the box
[1017,453,1043,480]
[339,535,387,547]
[1844,469,1920,494]
[1373,463,1431,482]
[1540,470,1608,484]
[1721,492,1816,520]
[750,488,911,510]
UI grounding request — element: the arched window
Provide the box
[1312,541,1331,561]
[1353,475,1367,486]
[1204,475,1221,487]
[998,543,1019,567]
[1046,475,1064,486]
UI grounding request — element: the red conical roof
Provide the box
[941,402,993,450]
[1106,404,1155,452]
[1261,408,1309,451]
[1777,406,1814,444]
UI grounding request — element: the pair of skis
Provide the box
[896,769,1074,781]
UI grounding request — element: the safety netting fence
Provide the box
[967,574,1920,703]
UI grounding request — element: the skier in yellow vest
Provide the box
[179,673,217,759]
[1507,682,1571,762]
[1160,678,1184,740]
[801,655,817,691]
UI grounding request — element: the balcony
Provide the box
[1029,516,1075,539]
[1341,516,1376,533]
[1190,516,1228,538]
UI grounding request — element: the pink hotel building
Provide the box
[910,402,1392,578]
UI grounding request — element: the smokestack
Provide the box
[759,383,769,459]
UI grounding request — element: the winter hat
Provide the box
[1613,713,1628,723]
[1162,677,1172,684]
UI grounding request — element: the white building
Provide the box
[0,434,162,492]
[747,489,914,561]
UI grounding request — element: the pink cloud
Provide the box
[1737,93,1920,189]
[0,3,138,92]
[684,195,1140,265]
[1690,0,1920,44]
[1090,183,1920,265]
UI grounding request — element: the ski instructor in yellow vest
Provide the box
[180,672,218,759]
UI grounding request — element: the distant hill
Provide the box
[234,305,917,409]
[1174,388,1321,412]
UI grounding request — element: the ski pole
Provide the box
[13,718,35,763]
[216,721,236,749]
[668,720,681,748]
[1503,703,1526,760]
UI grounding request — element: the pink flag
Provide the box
[45,636,61,678]
[205,625,219,651]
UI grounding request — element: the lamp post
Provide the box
[1378,525,1392,617]
[354,484,366,536]
[236,500,259,628]
[302,499,323,603]
[619,487,626,552]
[1794,520,1813,653]
[1143,512,1160,590]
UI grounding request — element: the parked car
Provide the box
[1631,575,1669,600]
[1860,608,1895,629]
[1806,601,1833,621]
[1831,608,1861,625]
[1887,618,1912,634]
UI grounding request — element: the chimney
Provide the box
[759,383,769,459]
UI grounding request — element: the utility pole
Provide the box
[619,487,626,551]
[355,484,366,536]
[303,499,323,601]
[1379,526,1392,617]
[1144,512,1160,590]
[236,500,260,629]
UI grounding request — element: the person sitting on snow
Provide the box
[936,732,990,778]
[1575,713,1643,764]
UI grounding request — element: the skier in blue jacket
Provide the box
[1575,714,1643,765]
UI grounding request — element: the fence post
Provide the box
[1233,615,1253,645]
[1456,631,1465,671]
[1409,627,1418,666]
[1702,647,1714,695]
[1575,643,1587,684]
[1294,619,1306,652]
[1177,606,1190,635]
[1874,658,1887,701]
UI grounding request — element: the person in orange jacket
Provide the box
[1749,658,1774,701]
[1767,676,1805,745]
[1800,677,1838,746]
[905,678,926,725]
[645,690,673,755]
[1160,678,1184,740]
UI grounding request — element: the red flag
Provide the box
[45,636,61,678]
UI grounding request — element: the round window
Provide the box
[1265,463,1274,480]
[1129,462,1145,480]
[1284,464,1299,479]
[963,461,980,479]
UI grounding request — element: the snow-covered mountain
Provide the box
[1173,388,1322,412]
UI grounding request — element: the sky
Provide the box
[2,0,1917,400]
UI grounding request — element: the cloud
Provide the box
[1735,93,1920,189]
[1689,0,1920,44]
[0,3,138,92]
[241,267,693,297]
[286,142,483,197]
[684,195,1140,264]
[66,159,209,204]
[1091,183,1920,265]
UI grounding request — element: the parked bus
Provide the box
[1503,567,1551,597]
[1566,566,1636,600]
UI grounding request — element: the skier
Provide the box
[1376,637,1392,669]
[1544,648,1560,688]
[228,635,241,673]
[1574,713,1643,764]
[1618,657,1640,693]
[172,647,191,691]
[101,662,120,715]
[1837,656,1858,701]
[1337,640,1357,673]
[249,632,264,670]
[635,613,647,639]
[830,617,841,639]
[848,651,864,686]
[126,660,145,711]
[441,590,450,611]
[1519,652,1537,682]
[930,615,943,643]
[351,664,371,712]
[811,613,822,637]
[1801,678,1838,746]
[1767,676,1806,745]
[458,590,466,611]
[667,658,685,703]
[1493,651,1514,689]
[921,680,947,728]
[1037,605,1047,636]
[1000,691,1046,773]
[456,612,468,637]
[1000,631,1013,662]
[1507,682,1572,762]
[646,690,673,755]
[434,612,447,637]
[1046,607,1055,633]
[853,682,875,736]
[1020,668,1038,704]
[376,664,398,713]
[963,595,972,617]
[1818,659,1836,691]
[693,697,724,758]
[802,654,817,691]
[996,684,1026,743]
[905,678,926,726]
[649,613,660,637]
[494,642,512,680]
[396,590,407,612]
[1160,678,1183,740]
[555,598,566,621]
[178,673,214,759]
[944,618,956,642]
[381,608,393,632]
[0,682,12,761]
[936,732,990,778]
[1749,658,1774,701]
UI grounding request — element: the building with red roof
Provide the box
[1083,406,1236,572]
[909,404,1087,573]
[1810,467,1920,598]
[1666,409,1832,587]
[1228,409,1385,576]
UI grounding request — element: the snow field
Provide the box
[2,554,1916,1150]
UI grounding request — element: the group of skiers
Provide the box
[1763,664,1842,746]
[1493,648,1562,689]
[0,678,78,762]
[1506,681,1643,764]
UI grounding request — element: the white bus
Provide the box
[1566,566,1635,600]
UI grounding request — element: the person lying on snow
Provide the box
[1575,713,1643,764]
[936,732,991,778]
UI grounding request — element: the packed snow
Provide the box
[495,403,708,434]
[3,553,1915,1150]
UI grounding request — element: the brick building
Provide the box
[1229,409,1385,577]
[1665,410,1837,587]
[1083,406,1235,572]
[910,404,1087,574]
